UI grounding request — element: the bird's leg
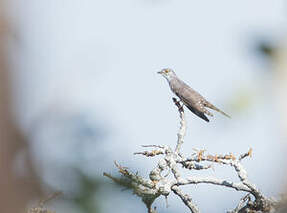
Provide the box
[178,105,184,112]
[172,98,184,112]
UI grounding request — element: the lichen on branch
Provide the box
[104,98,277,213]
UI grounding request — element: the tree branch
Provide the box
[173,97,186,154]
[104,98,277,212]
[172,186,199,213]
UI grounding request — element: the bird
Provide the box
[158,68,230,122]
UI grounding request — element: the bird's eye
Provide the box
[164,70,168,73]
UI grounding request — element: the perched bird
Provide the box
[158,68,230,122]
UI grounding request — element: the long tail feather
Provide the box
[217,109,231,118]
[205,103,231,118]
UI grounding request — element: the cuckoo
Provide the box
[158,68,230,122]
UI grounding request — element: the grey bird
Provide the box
[158,68,230,122]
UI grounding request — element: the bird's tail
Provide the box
[205,103,231,118]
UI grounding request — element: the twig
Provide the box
[113,161,154,188]
[172,186,199,213]
[175,176,251,193]
[172,97,186,154]
[228,194,251,213]
[39,191,62,207]
[239,148,252,161]
[141,145,165,149]
[104,99,276,212]
[134,150,164,157]
[28,192,62,213]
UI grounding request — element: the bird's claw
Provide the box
[172,98,184,112]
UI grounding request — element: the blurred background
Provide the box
[1,0,287,212]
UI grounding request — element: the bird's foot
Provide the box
[172,97,184,112]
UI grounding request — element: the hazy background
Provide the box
[1,0,287,212]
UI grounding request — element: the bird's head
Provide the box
[157,68,176,81]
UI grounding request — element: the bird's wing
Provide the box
[175,88,210,122]
[185,103,210,122]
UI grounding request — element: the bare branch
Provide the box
[180,150,268,203]
[238,148,252,161]
[175,176,251,193]
[113,161,154,188]
[181,161,213,170]
[39,192,62,207]
[173,97,186,153]
[105,99,277,212]
[172,186,199,213]
[28,192,61,213]
[227,194,251,213]
[134,150,164,157]
[141,145,165,149]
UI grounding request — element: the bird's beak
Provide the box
[157,71,163,74]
